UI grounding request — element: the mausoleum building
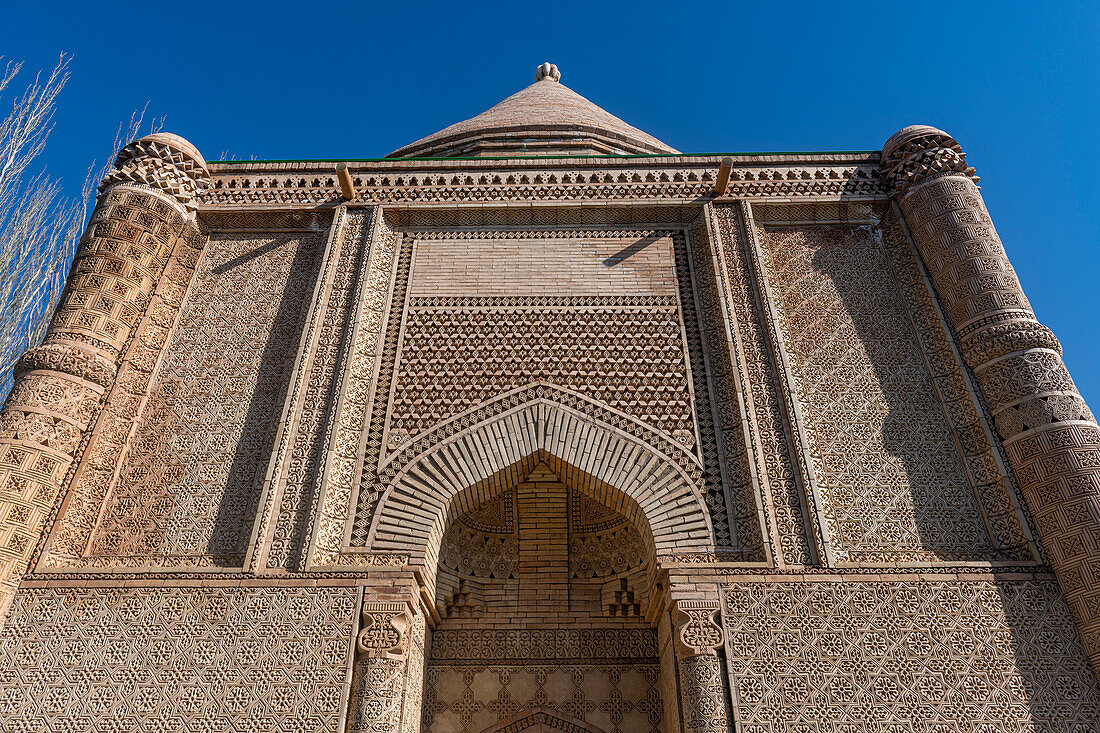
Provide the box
[0,64,1098,732]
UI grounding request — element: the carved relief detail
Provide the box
[391,298,693,440]
[679,654,731,733]
[757,223,1008,562]
[0,586,357,730]
[260,209,363,570]
[712,203,814,564]
[46,186,196,359]
[349,599,424,733]
[888,164,1037,359]
[40,210,207,570]
[424,627,662,733]
[880,126,977,194]
[877,210,1034,557]
[1005,425,1100,660]
[308,222,740,566]
[673,600,725,658]
[201,162,883,206]
[422,663,663,733]
[0,182,203,609]
[310,213,400,568]
[429,628,659,662]
[976,350,1094,440]
[52,228,323,569]
[687,212,766,561]
[101,134,212,208]
[673,600,732,733]
[886,126,1100,672]
[723,579,1100,732]
[15,343,116,387]
[358,602,411,658]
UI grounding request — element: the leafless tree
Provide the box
[0,54,162,399]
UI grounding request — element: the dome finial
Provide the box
[535,62,561,83]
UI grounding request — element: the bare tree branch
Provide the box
[0,54,164,399]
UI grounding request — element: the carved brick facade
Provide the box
[0,68,1096,731]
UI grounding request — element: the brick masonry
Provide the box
[0,80,1095,733]
[408,235,678,298]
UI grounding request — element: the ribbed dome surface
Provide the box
[387,65,677,158]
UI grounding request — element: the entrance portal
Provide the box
[421,457,664,733]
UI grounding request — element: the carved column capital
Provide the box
[356,601,412,659]
[349,594,426,733]
[100,133,211,209]
[672,599,725,659]
[670,598,732,733]
[880,125,977,196]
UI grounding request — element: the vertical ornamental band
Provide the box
[882,125,1100,672]
[0,133,209,618]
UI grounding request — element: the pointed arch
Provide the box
[477,708,609,732]
[368,390,714,566]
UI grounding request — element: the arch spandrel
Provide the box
[365,390,715,566]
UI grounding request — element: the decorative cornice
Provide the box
[100,133,212,209]
[211,151,878,173]
[880,125,978,195]
[198,159,884,207]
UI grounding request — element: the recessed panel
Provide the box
[758,224,994,562]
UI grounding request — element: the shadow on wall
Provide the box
[998,577,1100,729]
[271,229,367,573]
[812,223,1100,727]
[803,224,998,561]
[602,234,662,267]
[766,222,1100,729]
[207,233,326,565]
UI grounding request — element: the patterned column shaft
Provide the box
[348,600,426,733]
[672,600,733,733]
[0,134,209,617]
[883,125,1100,670]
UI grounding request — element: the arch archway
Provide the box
[432,451,657,624]
[372,390,700,733]
[368,389,716,569]
[421,449,669,733]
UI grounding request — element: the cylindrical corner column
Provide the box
[882,125,1100,672]
[0,133,209,618]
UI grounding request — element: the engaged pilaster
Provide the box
[882,125,1100,672]
[672,599,732,733]
[348,591,427,733]
[0,133,209,617]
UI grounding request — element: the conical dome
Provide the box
[387,63,678,158]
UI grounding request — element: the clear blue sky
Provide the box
[6,1,1100,402]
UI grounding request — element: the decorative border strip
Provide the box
[199,161,885,207]
[429,627,659,662]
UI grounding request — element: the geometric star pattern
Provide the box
[759,225,997,562]
[723,579,1100,733]
[0,586,356,732]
